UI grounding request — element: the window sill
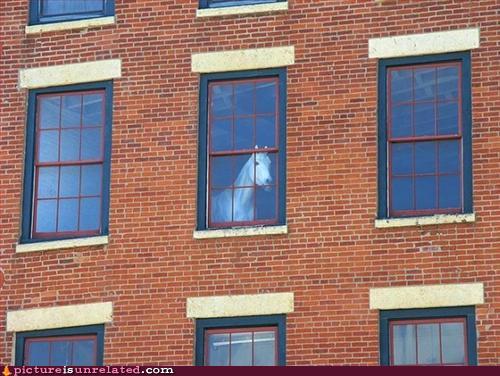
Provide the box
[16,235,109,254]
[25,16,115,35]
[196,2,288,18]
[374,213,475,228]
[193,225,288,239]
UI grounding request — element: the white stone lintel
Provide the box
[193,225,287,239]
[16,236,109,254]
[375,213,475,228]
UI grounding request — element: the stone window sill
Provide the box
[375,213,475,229]
[16,235,109,254]
[25,16,115,35]
[193,225,288,239]
[196,2,288,18]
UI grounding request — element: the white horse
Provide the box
[212,152,272,223]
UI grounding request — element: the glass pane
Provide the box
[211,84,232,118]
[41,0,104,16]
[390,69,412,103]
[234,154,253,187]
[414,102,435,136]
[61,95,82,128]
[58,199,79,232]
[256,186,276,220]
[211,118,232,151]
[230,332,252,366]
[416,176,436,210]
[441,323,466,364]
[391,143,412,175]
[38,130,59,162]
[211,156,233,188]
[439,140,460,174]
[415,141,436,174]
[38,167,59,199]
[256,116,276,148]
[60,166,80,198]
[392,325,416,365]
[417,324,441,364]
[210,189,232,223]
[82,94,103,127]
[73,340,96,366]
[81,165,102,196]
[438,102,459,135]
[79,197,100,231]
[36,200,57,233]
[414,67,436,101]
[39,96,60,129]
[391,177,413,211]
[256,81,276,114]
[26,342,50,366]
[437,66,459,100]
[50,341,71,366]
[60,129,80,161]
[207,333,229,366]
[81,129,102,160]
[235,117,254,150]
[391,105,412,138]
[256,152,274,186]
[233,188,254,221]
[235,83,254,116]
[439,175,461,209]
[254,331,276,366]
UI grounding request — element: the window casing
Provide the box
[197,69,286,230]
[195,315,286,366]
[29,0,115,25]
[200,0,285,9]
[15,325,104,366]
[380,307,477,366]
[21,81,113,243]
[377,52,472,219]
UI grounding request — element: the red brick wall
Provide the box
[0,0,498,365]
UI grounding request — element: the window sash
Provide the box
[25,335,97,366]
[201,0,282,9]
[30,0,114,25]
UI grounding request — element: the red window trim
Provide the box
[389,317,468,366]
[204,326,278,366]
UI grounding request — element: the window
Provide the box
[15,325,104,366]
[380,307,477,366]
[377,52,472,219]
[21,82,113,243]
[29,0,114,25]
[197,69,286,230]
[195,315,286,366]
[200,0,285,9]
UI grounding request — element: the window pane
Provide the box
[81,129,102,160]
[60,166,80,198]
[39,97,60,129]
[234,154,253,187]
[79,198,100,231]
[50,341,72,366]
[391,104,412,138]
[38,130,59,162]
[211,84,232,118]
[61,95,82,128]
[437,66,459,100]
[255,81,276,114]
[211,118,233,151]
[81,165,102,196]
[230,332,252,366]
[391,143,412,175]
[233,188,254,221]
[235,117,254,150]
[36,200,57,233]
[211,156,233,188]
[256,116,276,148]
[439,140,460,174]
[26,342,50,366]
[414,67,436,101]
[58,199,79,232]
[414,102,435,136]
[38,167,59,199]
[390,69,412,104]
[441,323,466,364]
[235,83,254,116]
[256,152,274,186]
[256,186,276,220]
[211,189,231,223]
[41,0,104,16]
[439,175,461,209]
[391,177,413,211]
[207,333,229,366]
[415,141,436,174]
[392,325,416,365]
[415,176,436,210]
[60,129,81,161]
[417,324,441,364]
[437,102,459,135]
[82,94,103,127]
[254,331,276,366]
[73,340,96,366]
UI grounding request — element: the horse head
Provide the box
[254,152,272,188]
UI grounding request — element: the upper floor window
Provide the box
[377,52,472,219]
[29,0,115,25]
[200,0,285,9]
[197,69,286,230]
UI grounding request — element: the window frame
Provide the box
[377,52,473,219]
[15,325,104,366]
[29,0,115,26]
[195,315,286,366]
[379,306,477,366]
[199,0,286,9]
[197,68,287,231]
[21,81,113,244]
